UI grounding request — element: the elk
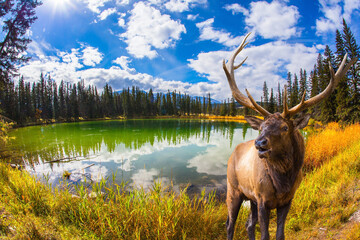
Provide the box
[223,33,357,240]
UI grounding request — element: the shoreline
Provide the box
[11,114,251,128]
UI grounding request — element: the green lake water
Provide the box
[8,119,258,192]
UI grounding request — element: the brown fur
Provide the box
[226,113,307,240]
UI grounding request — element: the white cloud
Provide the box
[196,18,244,47]
[188,40,318,100]
[27,41,53,60]
[186,128,257,175]
[113,56,135,72]
[316,0,360,35]
[116,0,130,6]
[227,1,300,40]
[165,0,207,12]
[344,0,360,20]
[19,41,222,100]
[224,3,249,16]
[148,0,164,5]
[20,34,318,102]
[82,46,103,67]
[82,0,111,14]
[131,168,170,190]
[118,18,125,27]
[25,160,109,185]
[24,41,316,102]
[98,8,117,21]
[165,0,190,12]
[187,14,199,21]
[120,2,186,59]
[117,13,126,27]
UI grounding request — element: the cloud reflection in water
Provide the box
[10,120,257,191]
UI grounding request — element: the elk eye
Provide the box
[282,126,288,132]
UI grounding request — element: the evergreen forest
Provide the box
[0,20,359,124]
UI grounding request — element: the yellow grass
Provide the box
[304,122,360,169]
[286,138,360,239]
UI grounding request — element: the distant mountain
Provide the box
[115,89,221,104]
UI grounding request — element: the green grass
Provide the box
[1,124,360,239]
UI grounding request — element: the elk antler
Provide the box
[223,32,270,117]
[281,54,358,118]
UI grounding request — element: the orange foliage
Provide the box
[304,122,360,169]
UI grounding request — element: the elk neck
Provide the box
[262,129,305,195]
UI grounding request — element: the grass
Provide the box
[287,138,360,239]
[304,122,360,169]
[0,122,360,239]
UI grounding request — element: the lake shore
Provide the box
[1,123,360,239]
[10,114,251,128]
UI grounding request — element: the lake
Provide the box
[8,119,258,193]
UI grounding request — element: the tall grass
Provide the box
[0,163,240,239]
[287,139,360,239]
[1,122,359,239]
[304,122,360,169]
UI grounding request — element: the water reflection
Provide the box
[9,120,258,191]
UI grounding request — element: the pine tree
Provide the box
[69,84,79,119]
[0,0,42,86]
[287,72,292,105]
[53,81,59,119]
[148,88,154,115]
[290,74,299,107]
[230,97,236,116]
[335,29,352,122]
[24,82,33,119]
[268,88,276,113]
[220,100,227,116]
[202,96,206,114]
[299,69,307,100]
[262,81,269,109]
[207,93,212,114]
[342,19,360,122]
[172,90,177,115]
[320,45,336,122]
[18,76,26,123]
[46,75,53,119]
[277,83,282,113]
[59,81,66,119]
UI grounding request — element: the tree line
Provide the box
[0,73,227,123]
[260,19,359,123]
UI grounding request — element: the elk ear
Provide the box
[294,114,311,129]
[245,116,263,130]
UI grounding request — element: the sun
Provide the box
[49,0,74,14]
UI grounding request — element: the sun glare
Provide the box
[50,0,74,14]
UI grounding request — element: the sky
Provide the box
[16,0,360,101]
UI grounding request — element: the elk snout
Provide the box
[255,138,268,149]
[255,137,271,158]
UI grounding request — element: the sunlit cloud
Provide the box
[224,1,300,40]
[120,2,186,59]
[196,18,244,47]
[98,8,117,21]
[315,0,360,35]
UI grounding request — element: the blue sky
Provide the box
[18,0,360,100]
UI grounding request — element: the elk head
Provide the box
[223,32,357,161]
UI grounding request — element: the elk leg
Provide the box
[226,186,243,240]
[245,200,258,240]
[258,202,270,240]
[276,201,292,240]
